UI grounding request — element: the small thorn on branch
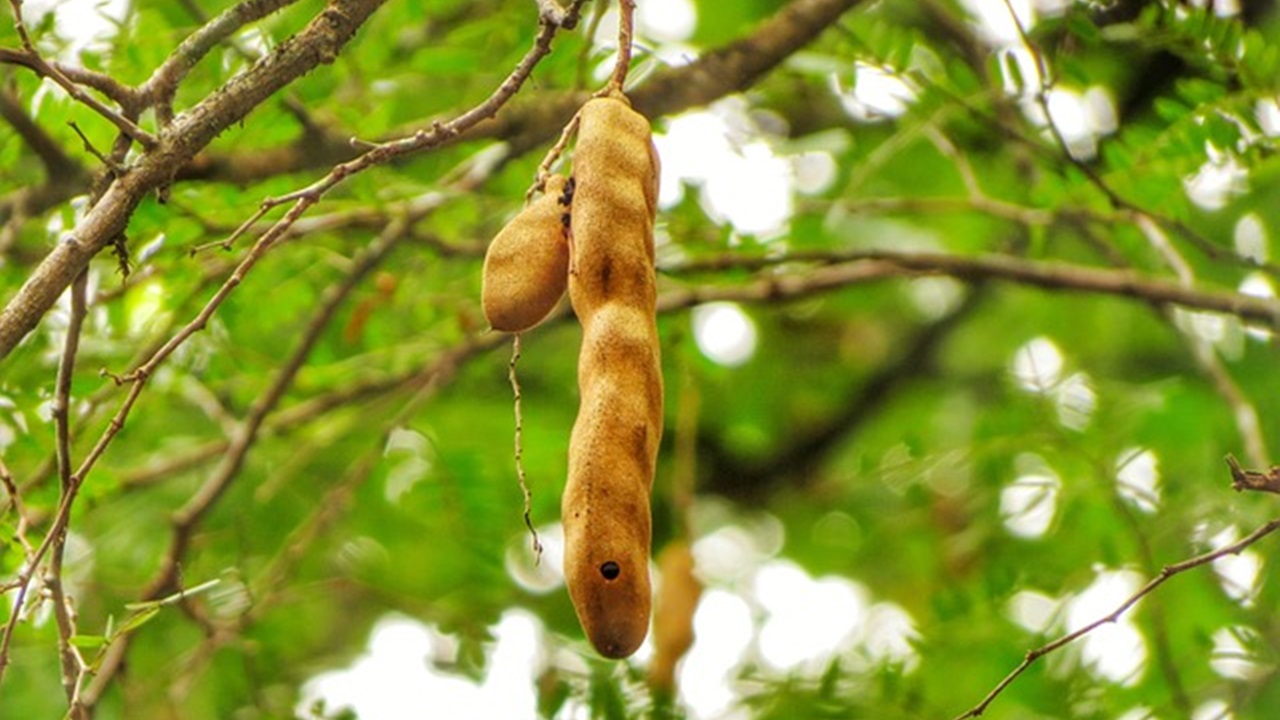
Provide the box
[1226,454,1280,494]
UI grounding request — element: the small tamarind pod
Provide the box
[562,91,663,659]
[648,540,702,693]
[481,174,573,332]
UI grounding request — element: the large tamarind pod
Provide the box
[562,92,663,659]
[648,540,702,693]
[481,174,572,332]
[566,93,660,318]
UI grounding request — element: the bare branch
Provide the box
[1226,455,1280,495]
[0,0,393,360]
[661,250,1280,325]
[141,0,305,128]
[953,514,1280,719]
[3,0,154,146]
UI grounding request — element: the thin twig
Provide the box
[45,271,90,716]
[1134,212,1270,468]
[532,111,581,197]
[0,272,89,692]
[508,334,543,560]
[953,515,1280,719]
[147,216,413,599]
[4,0,156,148]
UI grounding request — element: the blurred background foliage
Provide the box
[3,0,1280,718]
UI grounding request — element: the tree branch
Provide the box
[953,513,1280,719]
[141,0,306,128]
[661,250,1280,325]
[0,0,392,361]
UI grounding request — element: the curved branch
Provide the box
[953,514,1280,720]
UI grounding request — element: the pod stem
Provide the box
[531,111,581,200]
[606,0,636,94]
[509,333,543,561]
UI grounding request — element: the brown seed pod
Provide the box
[648,540,702,693]
[481,174,572,332]
[561,92,663,659]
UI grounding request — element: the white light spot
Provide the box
[1205,525,1263,606]
[680,590,753,719]
[1011,337,1063,393]
[1257,98,1280,136]
[1117,708,1156,720]
[1084,86,1119,135]
[1239,272,1276,341]
[693,302,758,367]
[1000,467,1060,539]
[997,47,1044,96]
[1184,151,1248,211]
[637,0,696,43]
[299,611,541,720]
[1066,569,1147,685]
[653,104,795,236]
[791,151,837,195]
[1173,308,1231,344]
[1045,88,1097,159]
[1233,212,1268,262]
[960,0,1036,47]
[1210,626,1264,680]
[654,111,731,209]
[908,277,965,320]
[1193,699,1235,720]
[23,0,128,58]
[382,427,434,503]
[1116,448,1161,514]
[1006,589,1060,634]
[1054,371,1096,431]
[754,560,869,671]
[835,64,917,121]
[126,280,170,337]
[692,524,765,584]
[702,142,793,236]
[861,602,920,670]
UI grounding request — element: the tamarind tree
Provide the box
[2,0,1280,718]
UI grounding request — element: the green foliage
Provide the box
[2,0,1280,719]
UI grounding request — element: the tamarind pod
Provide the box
[563,305,662,658]
[567,94,660,318]
[648,540,702,694]
[562,92,664,659]
[481,174,572,332]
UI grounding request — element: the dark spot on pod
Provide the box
[599,258,612,292]
[600,561,621,580]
